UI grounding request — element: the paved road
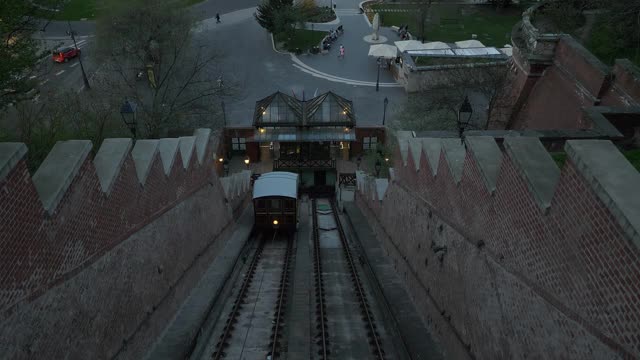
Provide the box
[194,2,405,127]
[30,35,96,96]
[28,0,407,127]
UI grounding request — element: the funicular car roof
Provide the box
[252,172,298,200]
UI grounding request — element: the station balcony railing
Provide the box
[273,158,336,170]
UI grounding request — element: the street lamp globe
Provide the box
[244,157,250,168]
[458,96,473,127]
[120,99,137,138]
[457,96,473,142]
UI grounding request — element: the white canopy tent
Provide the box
[454,40,485,48]
[368,44,398,58]
[394,40,429,52]
[422,41,451,50]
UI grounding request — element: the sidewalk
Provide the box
[295,2,400,83]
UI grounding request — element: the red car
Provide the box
[52,47,81,63]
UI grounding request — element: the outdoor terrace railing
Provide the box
[273,158,336,170]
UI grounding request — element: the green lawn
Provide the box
[587,19,640,67]
[369,4,521,47]
[551,150,640,171]
[41,0,206,21]
[54,0,97,20]
[275,29,327,52]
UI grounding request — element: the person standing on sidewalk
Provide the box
[216,13,221,23]
[339,44,345,59]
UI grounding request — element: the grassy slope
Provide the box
[370,4,520,47]
[48,0,206,21]
[275,29,327,52]
[587,20,640,67]
[551,150,640,171]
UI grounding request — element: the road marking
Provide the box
[55,70,65,76]
[70,62,79,68]
[29,75,37,79]
[290,55,402,87]
[40,79,49,86]
[76,39,87,45]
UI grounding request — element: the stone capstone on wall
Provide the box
[356,135,640,358]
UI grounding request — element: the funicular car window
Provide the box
[284,199,295,210]
[270,199,281,210]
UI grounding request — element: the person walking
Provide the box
[216,13,221,23]
[338,45,345,59]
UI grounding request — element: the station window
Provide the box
[363,136,377,150]
[232,137,246,150]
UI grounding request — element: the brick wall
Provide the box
[510,37,607,129]
[354,126,386,155]
[0,129,252,358]
[602,60,640,108]
[355,136,640,358]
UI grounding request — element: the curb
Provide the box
[271,33,291,55]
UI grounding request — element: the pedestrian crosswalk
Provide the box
[334,8,362,16]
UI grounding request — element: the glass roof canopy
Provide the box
[251,128,356,142]
[253,91,356,128]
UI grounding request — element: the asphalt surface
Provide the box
[29,0,408,126]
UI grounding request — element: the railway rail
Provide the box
[312,199,330,359]
[330,199,385,360]
[211,232,293,360]
[311,198,386,360]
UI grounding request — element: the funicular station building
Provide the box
[220,91,385,194]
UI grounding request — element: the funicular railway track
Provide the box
[311,198,386,360]
[211,231,293,360]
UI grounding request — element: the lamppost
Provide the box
[382,97,388,126]
[223,159,229,176]
[457,96,473,145]
[376,57,382,92]
[374,159,381,177]
[67,21,90,90]
[221,101,227,127]
[244,157,250,169]
[120,99,137,139]
[356,155,362,170]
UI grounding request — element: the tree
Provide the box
[96,0,229,138]
[488,0,513,9]
[273,5,304,40]
[0,0,58,107]
[391,59,514,131]
[416,0,433,42]
[255,0,295,33]
[1,89,128,171]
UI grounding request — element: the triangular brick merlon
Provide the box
[464,136,503,193]
[32,140,92,215]
[0,143,28,183]
[94,138,133,195]
[132,140,160,185]
[565,140,640,247]
[504,137,560,211]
